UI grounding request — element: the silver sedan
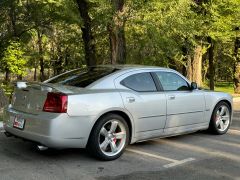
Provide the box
[3,65,233,160]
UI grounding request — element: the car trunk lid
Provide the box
[11,82,82,115]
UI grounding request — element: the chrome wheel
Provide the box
[215,105,230,132]
[98,119,127,157]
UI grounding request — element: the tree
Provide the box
[108,0,127,64]
[233,27,240,93]
[0,0,239,95]
[76,0,97,66]
[0,41,27,81]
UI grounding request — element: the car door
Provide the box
[115,71,167,139]
[154,71,205,129]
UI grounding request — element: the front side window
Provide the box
[155,72,190,91]
[121,72,157,92]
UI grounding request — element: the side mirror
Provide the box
[191,82,198,90]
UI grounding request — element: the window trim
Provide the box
[120,72,158,92]
[153,71,191,92]
[150,72,164,91]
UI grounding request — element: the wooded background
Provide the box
[0,0,239,93]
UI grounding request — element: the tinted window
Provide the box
[155,72,190,91]
[47,67,119,87]
[121,73,157,92]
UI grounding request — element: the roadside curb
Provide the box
[233,97,240,103]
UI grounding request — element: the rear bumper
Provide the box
[3,107,96,148]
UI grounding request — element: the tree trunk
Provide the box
[202,54,208,84]
[233,30,240,93]
[5,68,10,82]
[207,37,215,90]
[108,0,126,64]
[9,2,17,38]
[0,88,8,108]
[64,47,70,69]
[37,30,45,82]
[34,65,37,81]
[55,45,63,75]
[76,0,96,67]
[17,75,22,80]
[186,55,193,82]
[192,45,203,86]
[234,63,240,93]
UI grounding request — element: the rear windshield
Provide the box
[47,67,119,87]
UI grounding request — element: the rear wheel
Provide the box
[208,101,231,135]
[87,114,129,161]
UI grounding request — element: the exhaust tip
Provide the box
[36,145,49,151]
[4,131,12,137]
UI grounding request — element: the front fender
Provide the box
[204,91,233,122]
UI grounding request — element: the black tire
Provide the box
[87,113,129,161]
[208,101,231,135]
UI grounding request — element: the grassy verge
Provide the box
[203,81,240,97]
[214,82,235,94]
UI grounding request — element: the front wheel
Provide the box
[87,114,129,161]
[208,101,231,135]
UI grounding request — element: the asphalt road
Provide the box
[0,102,240,180]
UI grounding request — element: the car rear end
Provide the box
[3,83,91,148]
[3,67,121,149]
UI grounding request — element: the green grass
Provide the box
[203,81,240,97]
[215,82,235,94]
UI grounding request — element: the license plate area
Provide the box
[13,116,25,130]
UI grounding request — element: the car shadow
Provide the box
[29,144,97,161]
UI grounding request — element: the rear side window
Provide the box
[47,67,119,87]
[121,72,157,92]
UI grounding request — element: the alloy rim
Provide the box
[98,119,126,157]
[215,105,230,132]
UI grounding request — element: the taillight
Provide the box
[43,92,68,113]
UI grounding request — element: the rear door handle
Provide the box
[126,97,135,103]
[168,95,175,100]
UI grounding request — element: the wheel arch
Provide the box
[214,99,232,115]
[210,99,233,124]
[87,109,135,146]
[208,99,232,134]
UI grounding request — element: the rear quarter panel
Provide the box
[67,90,125,116]
[67,89,136,143]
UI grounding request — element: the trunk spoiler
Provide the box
[14,81,81,94]
[15,81,55,92]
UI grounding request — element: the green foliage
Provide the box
[1,41,27,76]
[0,0,239,92]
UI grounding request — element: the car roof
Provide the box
[90,64,169,71]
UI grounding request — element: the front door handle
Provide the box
[168,95,175,100]
[126,97,135,103]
